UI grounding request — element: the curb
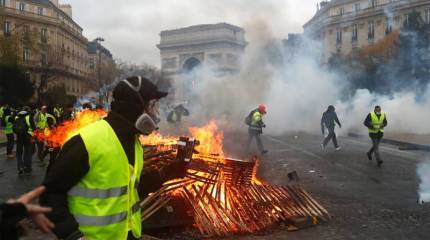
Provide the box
[348,133,430,152]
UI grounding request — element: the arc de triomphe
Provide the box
[157,23,247,102]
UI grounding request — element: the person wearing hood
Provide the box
[40,76,188,240]
[364,106,388,167]
[14,106,36,176]
[320,105,342,151]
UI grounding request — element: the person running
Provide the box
[364,105,388,167]
[320,105,342,151]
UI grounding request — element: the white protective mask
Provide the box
[122,76,158,135]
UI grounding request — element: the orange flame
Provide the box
[34,109,106,148]
[189,120,224,158]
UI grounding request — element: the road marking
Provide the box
[344,138,424,162]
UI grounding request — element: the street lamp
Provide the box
[94,37,104,104]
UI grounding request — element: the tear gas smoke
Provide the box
[171,19,430,137]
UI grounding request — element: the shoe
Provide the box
[377,160,383,167]
[335,146,341,151]
[7,154,14,159]
[261,150,269,155]
[320,144,325,150]
[17,169,24,176]
[367,152,372,160]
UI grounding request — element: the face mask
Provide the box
[122,76,159,135]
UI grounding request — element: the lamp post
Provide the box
[94,37,104,104]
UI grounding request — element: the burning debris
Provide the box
[140,122,330,237]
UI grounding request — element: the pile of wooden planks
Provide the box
[140,143,329,236]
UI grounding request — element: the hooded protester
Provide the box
[40,76,187,240]
[320,105,342,151]
[14,106,36,176]
[364,105,388,167]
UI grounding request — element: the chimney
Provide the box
[60,4,73,18]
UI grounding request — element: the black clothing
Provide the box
[363,113,387,139]
[6,134,14,155]
[16,135,34,173]
[323,127,339,148]
[15,112,36,173]
[0,203,27,240]
[320,110,341,134]
[40,111,168,240]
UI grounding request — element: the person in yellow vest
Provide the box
[40,76,187,240]
[364,106,388,167]
[40,108,57,165]
[3,108,15,158]
[246,104,268,155]
[14,106,36,176]
[34,106,49,164]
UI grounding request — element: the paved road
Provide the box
[225,133,430,240]
[1,133,430,240]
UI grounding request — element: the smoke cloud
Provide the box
[171,18,430,137]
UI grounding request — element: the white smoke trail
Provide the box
[417,160,430,203]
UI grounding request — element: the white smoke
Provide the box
[168,18,430,137]
[418,160,430,203]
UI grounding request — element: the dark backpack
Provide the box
[13,116,28,136]
[244,109,257,126]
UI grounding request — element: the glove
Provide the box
[160,159,187,181]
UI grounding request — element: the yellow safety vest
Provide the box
[36,112,48,129]
[369,112,385,133]
[67,120,143,240]
[4,115,13,134]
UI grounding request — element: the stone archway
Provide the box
[183,57,202,72]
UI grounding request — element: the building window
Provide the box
[37,7,44,16]
[354,3,360,12]
[386,18,393,34]
[370,0,377,8]
[352,24,358,42]
[426,9,430,24]
[404,14,410,27]
[41,52,47,65]
[339,7,344,16]
[89,58,95,69]
[41,28,47,42]
[0,0,5,7]
[368,21,375,40]
[18,2,25,11]
[336,28,342,44]
[3,21,11,36]
[23,48,30,63]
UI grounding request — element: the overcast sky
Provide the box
[63,0,317,66]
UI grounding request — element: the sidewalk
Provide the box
[384,133,430,146]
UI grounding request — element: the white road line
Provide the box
[344,138,424,161]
